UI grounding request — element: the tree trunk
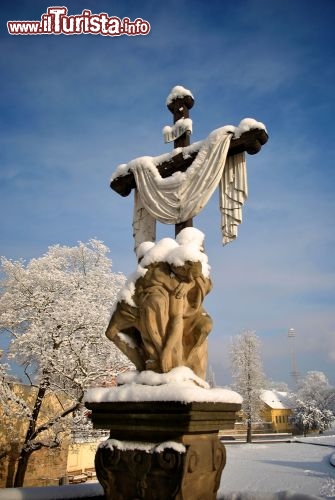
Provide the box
[13,377,49,487]
[246,419,252,443]
[13,448,33,487]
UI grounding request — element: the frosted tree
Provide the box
[293,399,333,436]
[266,380,289,392]
[0,239,132,487]
[296,371,335,412]
[230,330,266,443]
[292,371,335,435]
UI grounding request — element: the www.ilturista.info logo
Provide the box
[7,6,151,36]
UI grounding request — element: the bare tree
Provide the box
[230,330,266,443]
[0,239,132,486]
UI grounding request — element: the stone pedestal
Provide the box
[85,400,241,500]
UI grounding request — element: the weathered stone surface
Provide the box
[86,400,241,441]
[106,260,212,379]
[87,400,241,499]
[179,433,226,500]
[95,443,185,500]
[95,433,226,500]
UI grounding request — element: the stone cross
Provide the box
[166,90,195,236]
[110,88,268,237]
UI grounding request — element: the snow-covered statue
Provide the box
[106,85,268,382]
[106,228,212,379]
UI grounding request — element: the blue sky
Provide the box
[1,0,334,388]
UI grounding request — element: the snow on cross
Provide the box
[109,85,268,251]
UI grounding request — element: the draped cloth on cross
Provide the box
[131,128,248,252]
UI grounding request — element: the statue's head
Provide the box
[171,260,202,282]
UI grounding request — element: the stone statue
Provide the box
[87,87,267,500]
[106,86,268,381]
[106,228,212,379]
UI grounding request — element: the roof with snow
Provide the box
[260,390,292,410]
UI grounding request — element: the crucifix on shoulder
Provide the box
[110,85,268,253]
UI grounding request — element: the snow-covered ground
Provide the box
[0,435,334,499]
[218,435,335,499]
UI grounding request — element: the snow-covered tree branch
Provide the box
[292,371,335,435]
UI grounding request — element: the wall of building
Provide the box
[0,438,69,488]
[270,408,292,433]
[67,441,99,474]
[262,406,292,433]
[0,383,69,487]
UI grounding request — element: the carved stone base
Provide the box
[86,400,240,500]
[95,433,225,500]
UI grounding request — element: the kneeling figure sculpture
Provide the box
[106,228,212,379]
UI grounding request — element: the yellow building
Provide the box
[260,390,293,433]
[67,441,97,474]
[66,439,104,482]
[0,383,69,487]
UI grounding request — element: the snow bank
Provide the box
[218,441,335,499]
[291,434,335,447]
[84,366,242,404]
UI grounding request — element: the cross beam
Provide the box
[110,127,268,197]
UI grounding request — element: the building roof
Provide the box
[260,390,292,410]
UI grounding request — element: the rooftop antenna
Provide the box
[288,327,299,389]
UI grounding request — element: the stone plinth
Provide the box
[85,400,241,500]
[86,400,240,440]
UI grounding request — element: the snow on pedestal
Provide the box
[84,366,242,405]
[85,367,242,499]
